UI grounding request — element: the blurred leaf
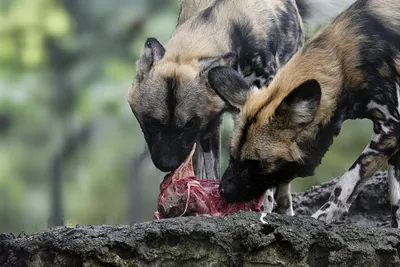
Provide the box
[104,59,133,81]
[44,8,71,37]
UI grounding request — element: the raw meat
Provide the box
[154,144,265,219]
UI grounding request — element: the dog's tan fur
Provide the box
[177,0,215,25]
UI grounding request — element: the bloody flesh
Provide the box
[154,144,265,219]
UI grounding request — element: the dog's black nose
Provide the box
[153,157,179,172]
[218,182,238,203]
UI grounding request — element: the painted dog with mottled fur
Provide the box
[208,0,400,227]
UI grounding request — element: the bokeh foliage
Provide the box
[0,0,372,235]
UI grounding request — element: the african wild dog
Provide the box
[128,0,356,215]
[208,0,400,227]
[129,0,305,179]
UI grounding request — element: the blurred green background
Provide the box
[0,0,373,235]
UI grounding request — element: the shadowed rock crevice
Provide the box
[1,171,400,267]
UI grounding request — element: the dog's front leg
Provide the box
[312,129,399,224]
[199,122,221,180]
[275,183,294,216]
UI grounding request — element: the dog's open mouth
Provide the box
[154,144,265,219]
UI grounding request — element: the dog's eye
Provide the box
[245,159,259,167]
[184,116,200,130]
[245,159,273,176]
[275,158,286,167]
[245,159,263,172]
[144,116,163,129]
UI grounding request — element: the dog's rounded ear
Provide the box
[208,66,251,110]
[276,79,321,126]
[136,38,165,83]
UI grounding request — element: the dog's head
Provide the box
[128,38,237,173]
[208,66,322,202]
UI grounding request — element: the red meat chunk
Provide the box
[154,144,265,219]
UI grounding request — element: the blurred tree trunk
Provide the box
[129,148,151,223]
[47,123,93,227]
[49,154,63,226]
[45,35,76,226]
